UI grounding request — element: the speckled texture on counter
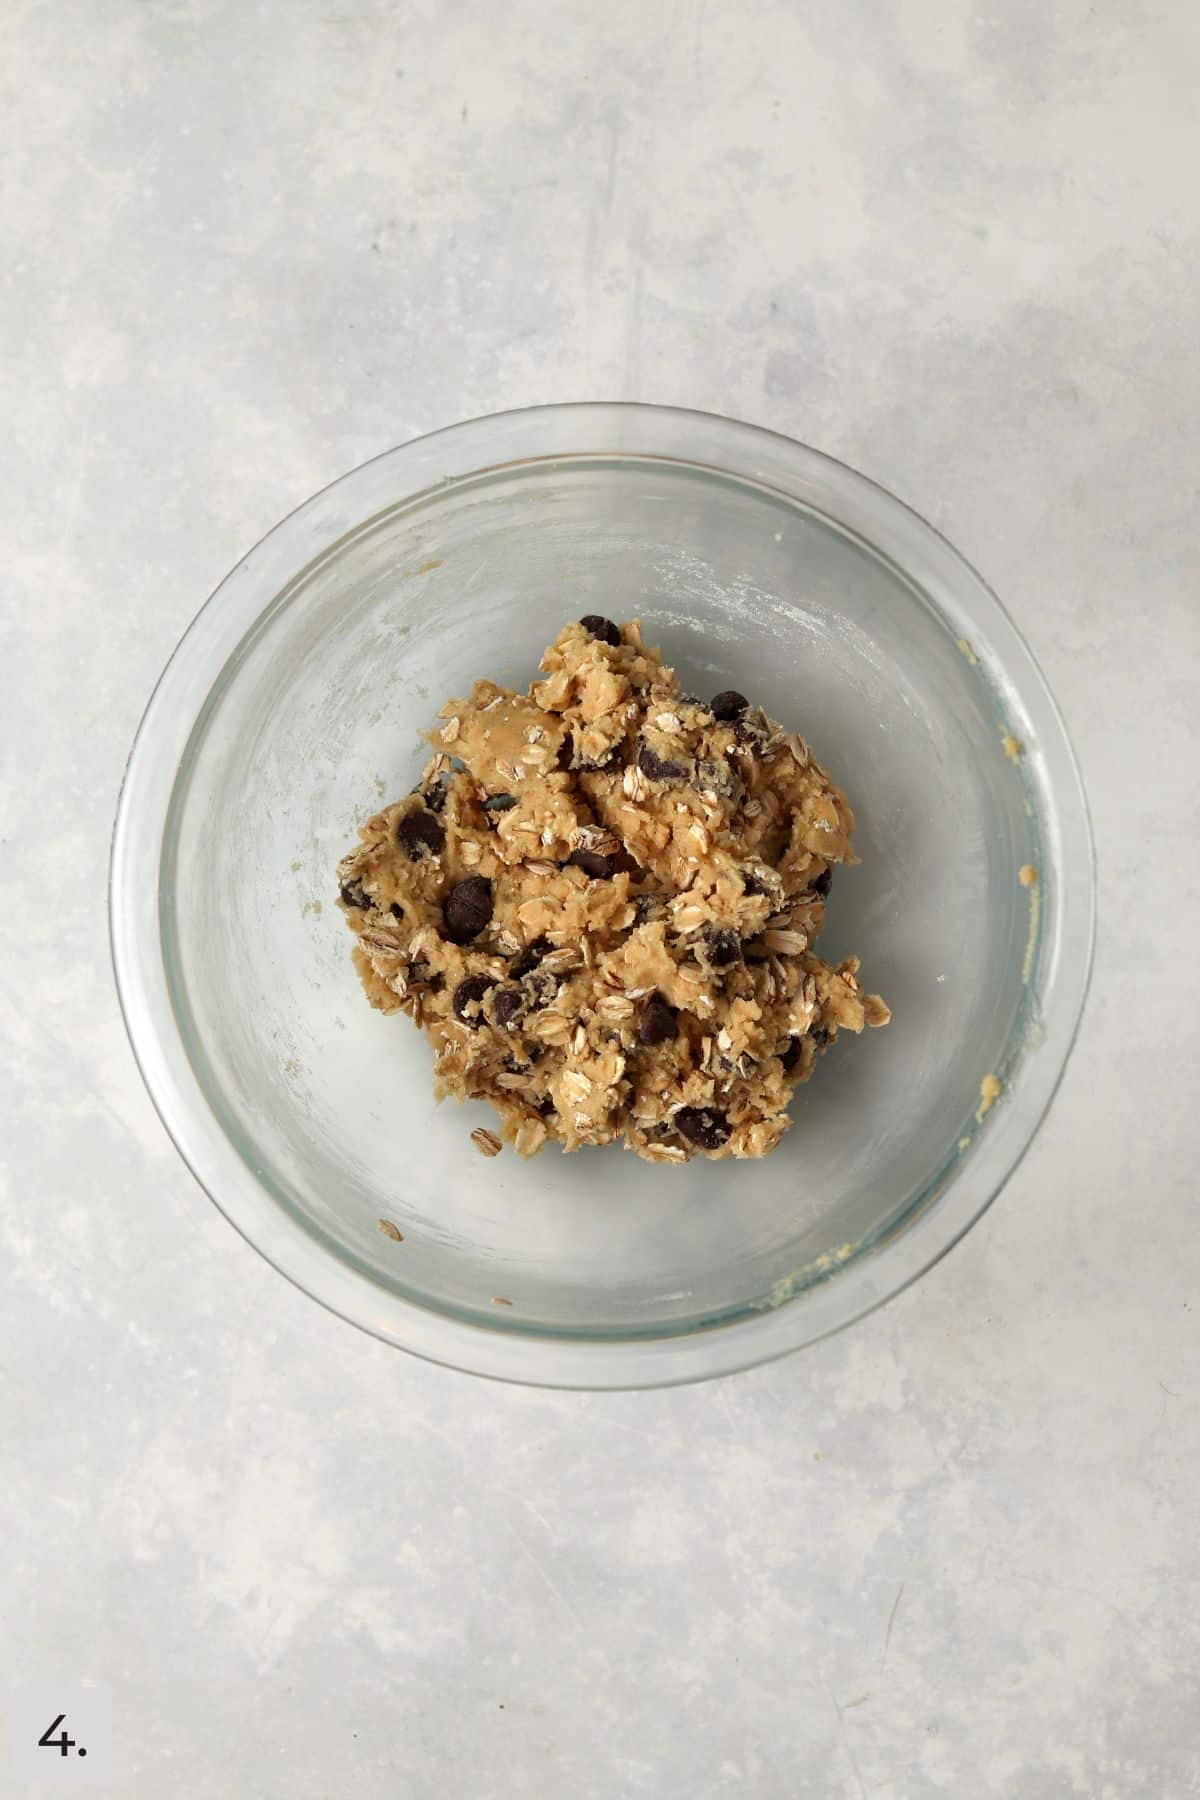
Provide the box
[3,2,1199,1795]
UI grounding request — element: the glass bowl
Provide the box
[110,404,1094,1388]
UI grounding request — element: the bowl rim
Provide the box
[109,401,1096,1389]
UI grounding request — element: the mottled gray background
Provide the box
[3,1,1199,1794]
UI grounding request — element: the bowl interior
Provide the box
[163,456,1040,1338]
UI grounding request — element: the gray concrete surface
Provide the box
[3,1,1199,1794]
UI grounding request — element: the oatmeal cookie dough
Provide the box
[336,617,889,1163]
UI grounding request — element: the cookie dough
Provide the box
[336,617,889,1163]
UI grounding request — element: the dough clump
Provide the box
[337,618,889,1163]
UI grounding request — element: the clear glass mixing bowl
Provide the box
[110,405,1094,1387]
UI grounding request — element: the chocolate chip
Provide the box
[780,1039,803,1073]
[560,731,621,773]
[579,614,621,646]
[633,892,665,924]
[576,748,621,774]
[812,868,833,899]
[638,993,677,1046]
[492,987,524,1030]
[710,689,748,721]
[339,879,370,909]
[522,968,560,1009]
[637,742,687,782]
[390,902,405,919]
[452,974,494,1025]
[484,793,517,813]
[513,935,552,976]
[700,926,741,969]
[809,1025,832,1049]
[733,714,767,748]
[442,875,492,944]
[568,848,621,879]
[397,809,445,859]
[675,1106,731,1150]
[694,757,740,800]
